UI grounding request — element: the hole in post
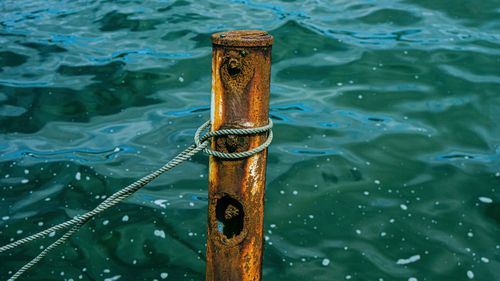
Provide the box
[227,58,241,76]
[215,195,244,239]
[227,65,241,76]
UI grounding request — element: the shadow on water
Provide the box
[19,41,68,60]
[97,11,163,32]
[0,61,162,134]
[485,203,500,225]
[0,51,29,71]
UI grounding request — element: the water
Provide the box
[1,0,499,280]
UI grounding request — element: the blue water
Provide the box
[1,0,500,280]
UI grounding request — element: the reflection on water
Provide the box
[1,0,499,280]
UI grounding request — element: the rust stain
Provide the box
[206,30,273,281]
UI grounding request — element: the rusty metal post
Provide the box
[206,30,273,281]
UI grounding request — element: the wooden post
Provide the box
[206,30,273,281]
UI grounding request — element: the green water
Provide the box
[1,0,499,280]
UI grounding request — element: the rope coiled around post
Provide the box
[195,119,273,159]
[1,118,273,281]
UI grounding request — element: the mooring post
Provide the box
[206,30,273,281]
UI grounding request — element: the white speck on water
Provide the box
[345,275,352,280]
[154,229,166,239]
[396,254,421,265]
[321,258,330,266]
[122,215,129,222]
[16,229,23,234]
[400,204,408,211]
[160,272,169,279]
[358,94,363,99]
[49,231,56,237]
[355,229,361,235]
[467,270,474,279]
[478,197,492,203]
[467,232,474,237]
[104,275,121,281]
[24,169,29,175]
[21,179,29,184]
[189,202,194,207]
[153,199,168,208]
[75,172,81,181]
[292,190,298,195]
[178,76,184,82]
[481,257,489,263]
[408,278,417,281]
[374,180,381,185]
[363,191,369,196]
[102,220,109,225]
[270,224,276,228]
[2,216,9,221]
[104,269,111,273]
[496,172,500,177]
[380,232,387,237]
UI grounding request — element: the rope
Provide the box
[195,119,273,159]
[7,220,87,281]
[1,118,272,281]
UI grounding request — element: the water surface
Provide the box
[1,0,499,280]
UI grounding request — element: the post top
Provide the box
[211,30,273,47]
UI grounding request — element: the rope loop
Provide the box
[194,118,273,159]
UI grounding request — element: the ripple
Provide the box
[0,145,134,163]
[164,105,209,117]
[357,8,422,26]
[0,104,27,117]
[288,147,339,156]
[433,150,497,163]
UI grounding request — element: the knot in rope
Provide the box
[194,118,273,159]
